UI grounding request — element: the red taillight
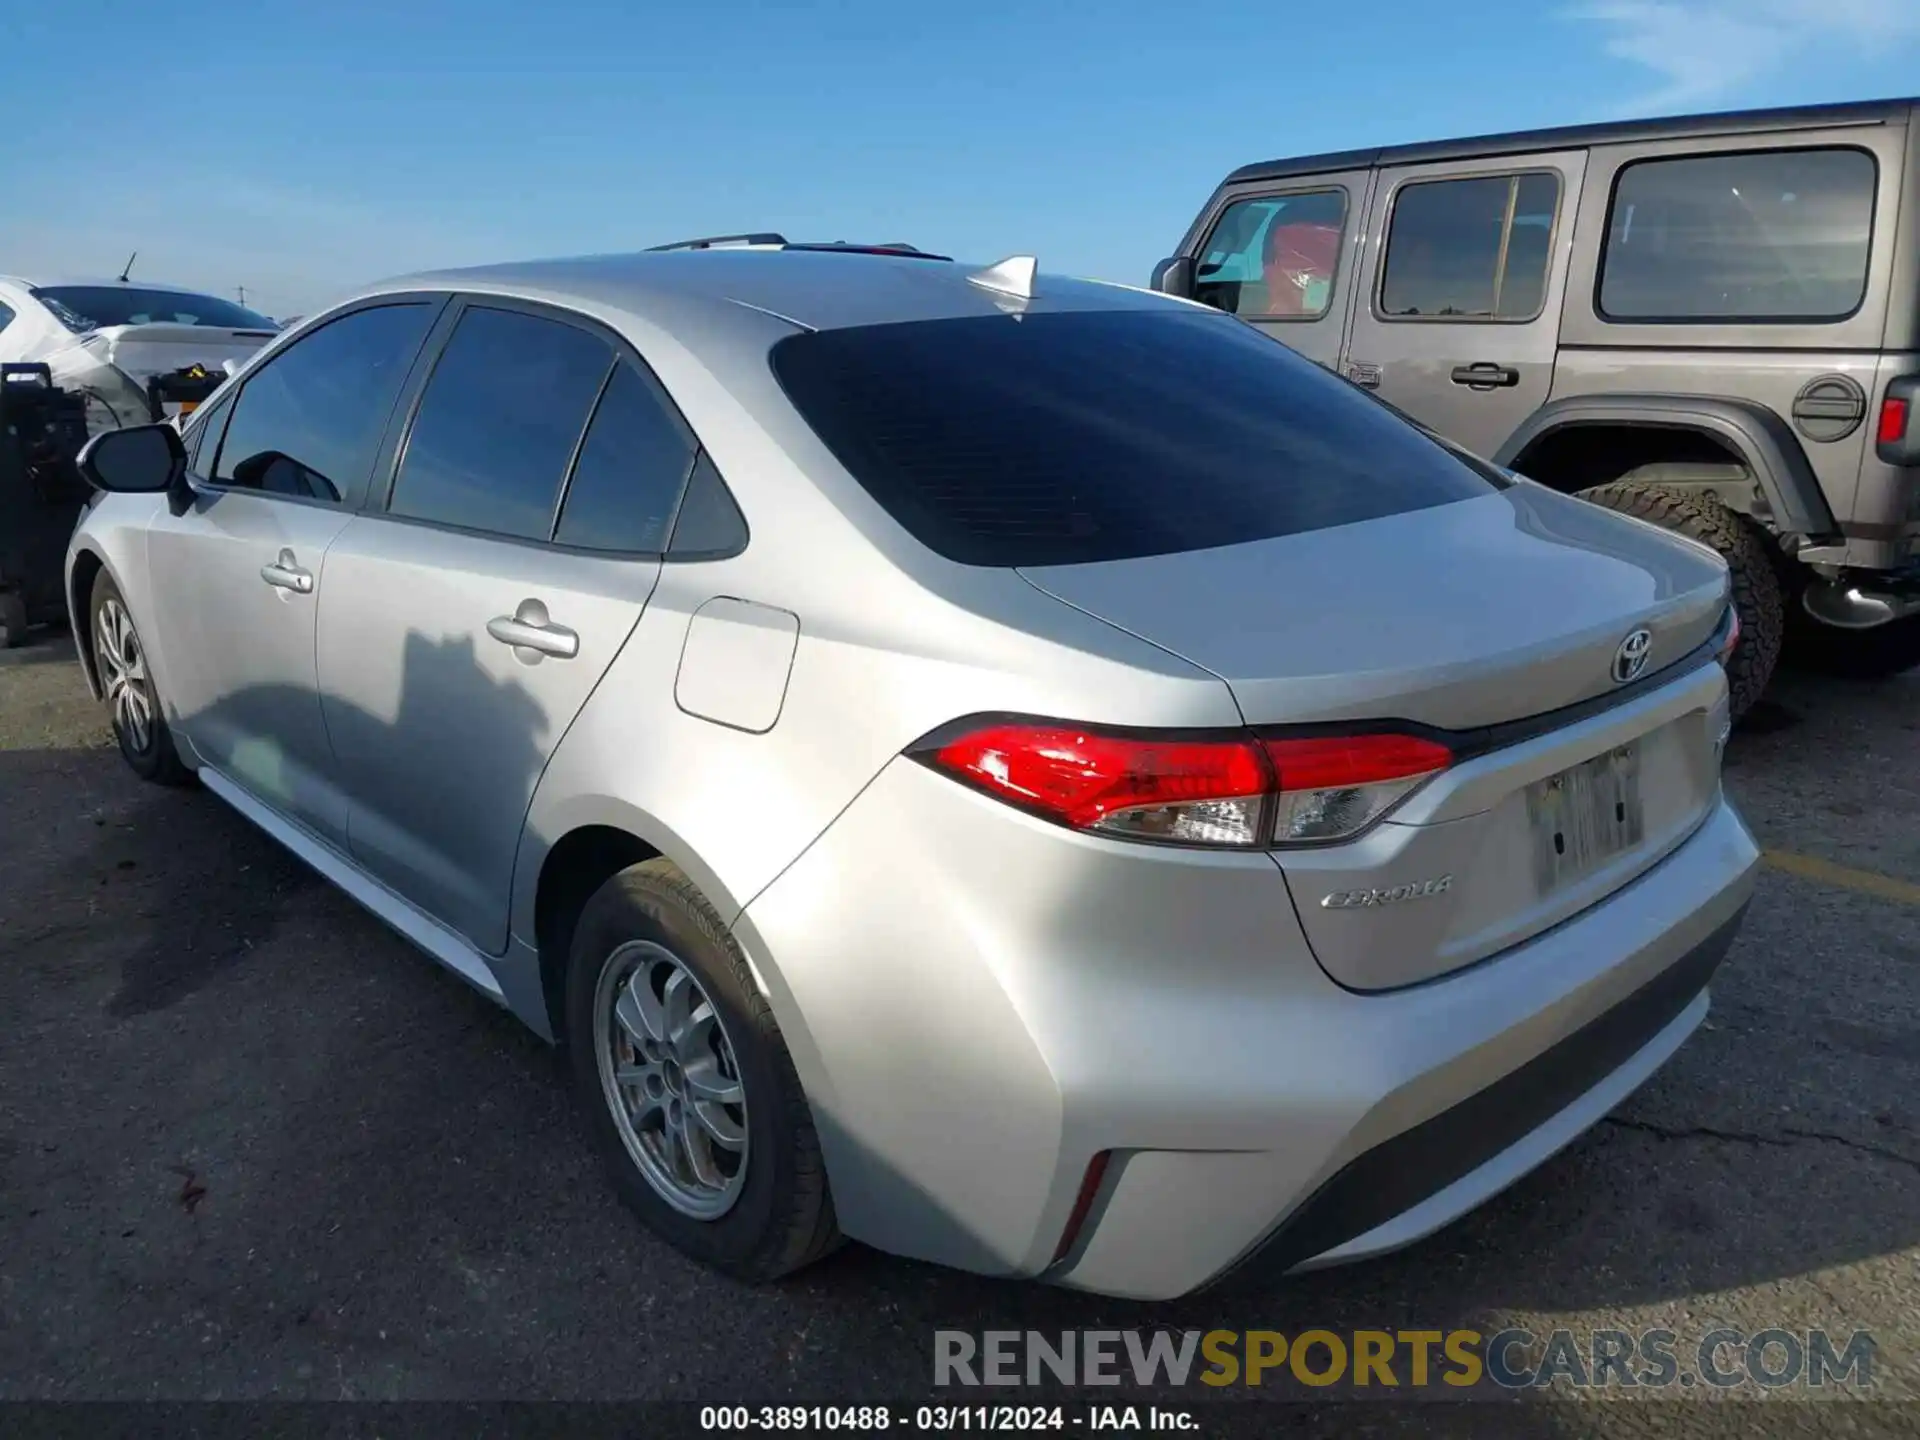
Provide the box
[1262,733,1453,844]
[1879,394,1911,447]
[920,721,1451,848]
[1260,734,1454,789]
[929,724,1270,845]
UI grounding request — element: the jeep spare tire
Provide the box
[1576,480,1784,723]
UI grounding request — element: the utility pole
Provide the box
[236,284,248,306]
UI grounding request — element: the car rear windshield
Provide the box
[769,307,1499,567]
[33,286,277,334]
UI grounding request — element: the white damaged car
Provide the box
[0,276,278,433]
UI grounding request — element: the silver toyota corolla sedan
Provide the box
[64,244,1760,1300]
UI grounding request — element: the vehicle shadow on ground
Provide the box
[0,626,77,668]
[0,645,1914,1406]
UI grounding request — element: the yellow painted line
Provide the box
[1764,849,1920,908]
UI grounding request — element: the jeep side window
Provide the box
[1379,173,1560,321]
[1194,190,1348,320]
[1598,148,1876,323]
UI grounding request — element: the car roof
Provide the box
[1223,95,1920,187]
[354,248,1185,333]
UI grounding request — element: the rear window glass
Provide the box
[34,286,277,333]
[769,308,1498,567]
[1599,148,1876,323]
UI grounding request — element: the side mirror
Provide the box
[77,422,187,496]
[1150,255,1195,299]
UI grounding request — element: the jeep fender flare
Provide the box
[1493,393,1838,541]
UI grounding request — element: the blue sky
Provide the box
[4,0,1918,319]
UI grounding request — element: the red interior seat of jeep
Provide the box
[1262,221,1342,317]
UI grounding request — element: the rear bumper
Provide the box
[1057,800,1757,1299]
[1217,903,1740,1282]
[738,757,1761,1301]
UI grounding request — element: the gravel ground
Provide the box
[1,627,1916,1435]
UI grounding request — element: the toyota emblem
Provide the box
[1612,627,1653,684]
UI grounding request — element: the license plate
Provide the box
[1526,743,1644,894]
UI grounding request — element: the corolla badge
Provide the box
[1321,875,1453,909]
[1611,627,1653,685]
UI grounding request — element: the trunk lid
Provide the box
[1020,484,1734,990]
[69,323,273,386]
[42,325,270,431]
[1017,485,1728,731]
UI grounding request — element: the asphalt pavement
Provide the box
[1,626,1916,1432]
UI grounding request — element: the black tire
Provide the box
[1578,480,1784,721]
[565,858,840,1282]
[88,571,194,785]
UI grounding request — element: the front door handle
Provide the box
[487,598,579,661]
[1450,362,1521,389]
[260,548,315,594]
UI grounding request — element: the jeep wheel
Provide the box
[1577,480,1784,722]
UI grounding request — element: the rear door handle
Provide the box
[260,548,314,594]
[1450,363,1521,389]
[487,599,579,661]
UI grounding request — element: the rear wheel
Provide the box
[1577,479,1784,722]
[565,858,840,1281]
[88,571,193,785]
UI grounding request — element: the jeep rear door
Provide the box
[1342,149,1589,458]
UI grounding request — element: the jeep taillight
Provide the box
[915,721,1451,849]
[1877,377,1920,465]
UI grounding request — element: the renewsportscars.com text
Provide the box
[933,1328,1875,1392]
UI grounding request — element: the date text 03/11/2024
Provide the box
[699,1406,1197,1431]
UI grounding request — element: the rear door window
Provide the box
[770,307,1498,568]
[212,302,437,507]
[1195,189,1348,319]
[389,305,613,541]
[1379,173,1561,320]
[1598,147,1876,322]
[553,360,698,553]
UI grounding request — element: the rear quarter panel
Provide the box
[506,294,1242,954]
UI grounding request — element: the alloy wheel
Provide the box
[95,598,154,755]
[593,940,750,1219]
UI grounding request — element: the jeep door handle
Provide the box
[1450,363,1521,389]
[260,549,314,594]
[487,599,578,660]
